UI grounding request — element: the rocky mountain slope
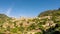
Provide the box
[0,8,60,34]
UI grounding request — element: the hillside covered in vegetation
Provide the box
[0,8,60,34]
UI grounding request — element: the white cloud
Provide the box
[6,8,12,16]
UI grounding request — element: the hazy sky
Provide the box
[0,0,60,18]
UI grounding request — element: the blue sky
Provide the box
[0,0,60,18]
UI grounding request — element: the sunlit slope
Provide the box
[0,8,60,34]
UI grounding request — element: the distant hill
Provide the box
[0,14,11,25]
[38,8,60,17]
[0,14,9,18]
[0,14,10,20]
